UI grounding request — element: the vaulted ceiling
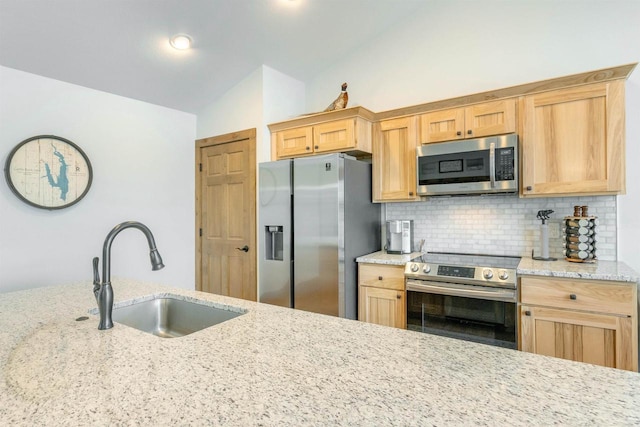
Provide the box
[0,0,425,113]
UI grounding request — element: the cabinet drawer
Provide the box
[520,276,635,316]
[359,264,405,291]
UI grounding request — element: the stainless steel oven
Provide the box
[404,252,520,349]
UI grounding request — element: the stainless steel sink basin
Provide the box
[111,295,245,338]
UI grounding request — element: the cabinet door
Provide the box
[359,286,406,329]
[373,116,418,202]
[520,305,636,371]
[520,81,625,196]
[465,98,516,138]
[275,127,314,158]
[313,119,355,153]
[420,108,465,143]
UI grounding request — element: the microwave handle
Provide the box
[489,142,496,188]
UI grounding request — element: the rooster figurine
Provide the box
[324,83,348,112]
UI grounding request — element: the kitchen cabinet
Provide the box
[520,81,626,197]
[519,276,638,371]
[420,99,516,143]
[358,263,406,329]
[268,106,375,160]
[372,116,419,202]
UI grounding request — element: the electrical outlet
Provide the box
[549,222,560,239]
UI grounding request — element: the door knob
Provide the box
[236,245,249,252]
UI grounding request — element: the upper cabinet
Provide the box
[372,116,419,202]
[269,107,375,160]
[520,81,625,197]
[420,99,516,144]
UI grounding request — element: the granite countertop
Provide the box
[356,250,421,265]
[518,257,640,283]
[2,280,640,425]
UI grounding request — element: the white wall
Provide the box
[305,0,640,272]
[0,66,196,293]
[196,65,305,164]
[196,66,264,144]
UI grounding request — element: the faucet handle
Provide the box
[92,257,100,287]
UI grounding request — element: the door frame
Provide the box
[195,128,257,293]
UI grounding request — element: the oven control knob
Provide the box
[410,263,420,272]
[482,268,494,279]
[498,269,509,280]
[422,264,431,274]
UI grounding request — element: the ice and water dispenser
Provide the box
[264,225,284,261]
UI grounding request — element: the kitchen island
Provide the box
[1,280,639,425]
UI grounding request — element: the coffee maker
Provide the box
[386,220,413,254]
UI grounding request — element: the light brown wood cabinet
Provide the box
[519,276,638,371]
[520,81,626,197]
[420,99,516,144]
[372,116,419,202]
[269,107,375,160]
[358,263,406,329]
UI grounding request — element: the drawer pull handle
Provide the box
[524,310,531,316]
[569,294,577,300]
[378,276,383,280]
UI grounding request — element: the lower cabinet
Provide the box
[519,276,638,371]
[358,263,406,329]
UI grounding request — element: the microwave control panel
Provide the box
[495,147,515,181]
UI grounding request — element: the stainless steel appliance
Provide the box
[386,220,413,254]
[404,252,520,349]
[416,134,518,196]
[258,153,380,319]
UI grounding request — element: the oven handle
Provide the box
[406,279,516,303]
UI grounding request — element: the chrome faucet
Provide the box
[92,221,165,330]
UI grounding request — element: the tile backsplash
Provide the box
[385,195,617,261]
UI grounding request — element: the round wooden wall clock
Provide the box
[4,135,93,210]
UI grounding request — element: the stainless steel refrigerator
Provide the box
[258,153,380,319]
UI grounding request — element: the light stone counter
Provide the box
[1,279,640,425]
[518,257,640,283]
[356,250,421,265]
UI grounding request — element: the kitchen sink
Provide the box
[111,295,246,338]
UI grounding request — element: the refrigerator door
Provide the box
[258,160,292,308]
[293,154,342,317]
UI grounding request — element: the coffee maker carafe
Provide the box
[386,220,413,254]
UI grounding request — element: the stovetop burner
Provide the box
[411,252,521,269]
[405,252,521,289]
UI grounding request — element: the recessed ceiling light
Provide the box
[170,34,192,50]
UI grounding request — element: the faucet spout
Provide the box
[94,221,165,330]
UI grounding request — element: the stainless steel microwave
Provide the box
[416,134,518,196]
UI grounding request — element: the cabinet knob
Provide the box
[456,131,462,136]
[378,276,383,280]
[314,145,319,149]
[526,186,532,191]
[524,310,531,316]
[467,130,472,135]
[306,146,310,151]
[396,293,402,299]
[409,192,414,196]
[569,294,577,300]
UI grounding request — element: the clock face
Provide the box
[4,135,93,210]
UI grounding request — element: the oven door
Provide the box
[406,279,517,349]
